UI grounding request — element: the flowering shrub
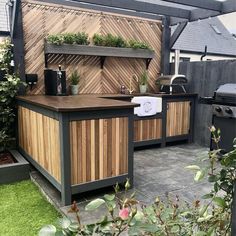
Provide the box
[0,39,25,152]
[39,127,235,235]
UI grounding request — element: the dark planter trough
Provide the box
[0,150,30,184]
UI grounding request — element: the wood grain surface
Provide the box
[134,118,162,142]
[70,117,128,185]
[21,0,162,95]
[16,95,138,112]
[18,106,61,182]
[166,101,191,137]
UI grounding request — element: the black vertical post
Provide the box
[11,0,26,95]
[232,181,236,235]
[161,99,167,147]
[189,97,195,143]
[59,113,72,206]
[161,16,171,75]
[128,112,134,187]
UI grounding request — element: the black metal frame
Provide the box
[70,0,235,24]
[18,101,134,206]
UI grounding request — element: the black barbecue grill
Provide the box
[200,83,236,152]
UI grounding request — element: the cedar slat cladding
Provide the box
[134,118,162,142]
[166,101,191,137]
[22,1,162,95]
[18,106,61,182]
[70,118,128,185]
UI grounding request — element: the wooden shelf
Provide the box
[44,43,155,69]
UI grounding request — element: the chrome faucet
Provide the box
[128,74,139,94]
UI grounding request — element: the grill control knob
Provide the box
[215,106,222,113]
[225,107,233,114]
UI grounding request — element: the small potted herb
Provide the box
[139,70,149,94]
[69,71,80,95]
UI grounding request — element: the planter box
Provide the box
[44,43,155,69]
[0,150,30,184]
[44,43,155,59]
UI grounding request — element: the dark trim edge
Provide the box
[18,147,62,191]
[71,174,128,195]
[0,150,30,184]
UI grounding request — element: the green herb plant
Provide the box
[47,32,89,45]
[0,39,25,152]
[69,71,80,85]
[138,70,149,85]
[92,33,127,48]
[129,39,152,50]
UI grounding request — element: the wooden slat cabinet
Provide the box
[166,101,191,137]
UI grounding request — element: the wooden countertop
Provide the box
[17,95,138,112]
[131,93,198,98]
[17,93,197,112]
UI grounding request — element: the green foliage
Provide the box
[69,71,80,85]
[0,39,25,152]
[92,33,127,48]
[138,70,149,85]
[47,32,153,50]
[0,180,60,236]
[46,32,89,45]
[92,33,153,50]
[0,38,12,73]
[74,32,90,45]
[46,34,64,45]
[129,39,152,50]
[40,128,235,236]
[185,126,236,235]
[85,198,105,211]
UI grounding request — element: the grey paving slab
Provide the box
[31,143,212,224]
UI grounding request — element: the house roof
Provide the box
[172,17,236,57]
[0,0,9,33]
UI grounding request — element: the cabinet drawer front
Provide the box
[70,118,128,185]
[134,118,162,142]
[166,101,190,137]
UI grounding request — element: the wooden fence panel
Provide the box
[21,0,162,94]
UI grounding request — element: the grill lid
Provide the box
[215,84,236,98]
[214,83,236,104]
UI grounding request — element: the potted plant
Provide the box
[0,39,29,184]
[139,70,149,94]
[69,71,80,95]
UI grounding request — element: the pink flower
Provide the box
[119,208,129,220]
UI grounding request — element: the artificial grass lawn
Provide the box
[0,180,60,236]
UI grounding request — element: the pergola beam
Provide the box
[190,8,220,22]
[170,21,187,48]
[160,0,222,12]
[74,0,191,19]
[222,0,236,14]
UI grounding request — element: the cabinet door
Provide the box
[166,101,191,137]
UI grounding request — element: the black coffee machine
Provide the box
[44,65,67,96]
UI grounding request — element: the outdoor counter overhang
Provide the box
[17,95,138,206]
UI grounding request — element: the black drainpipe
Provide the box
[201,45,207,61]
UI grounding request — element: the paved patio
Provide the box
[31,143,211,224]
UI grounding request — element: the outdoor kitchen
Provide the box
[0,0,236,235]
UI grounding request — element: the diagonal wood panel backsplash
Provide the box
[22,0,162,94]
